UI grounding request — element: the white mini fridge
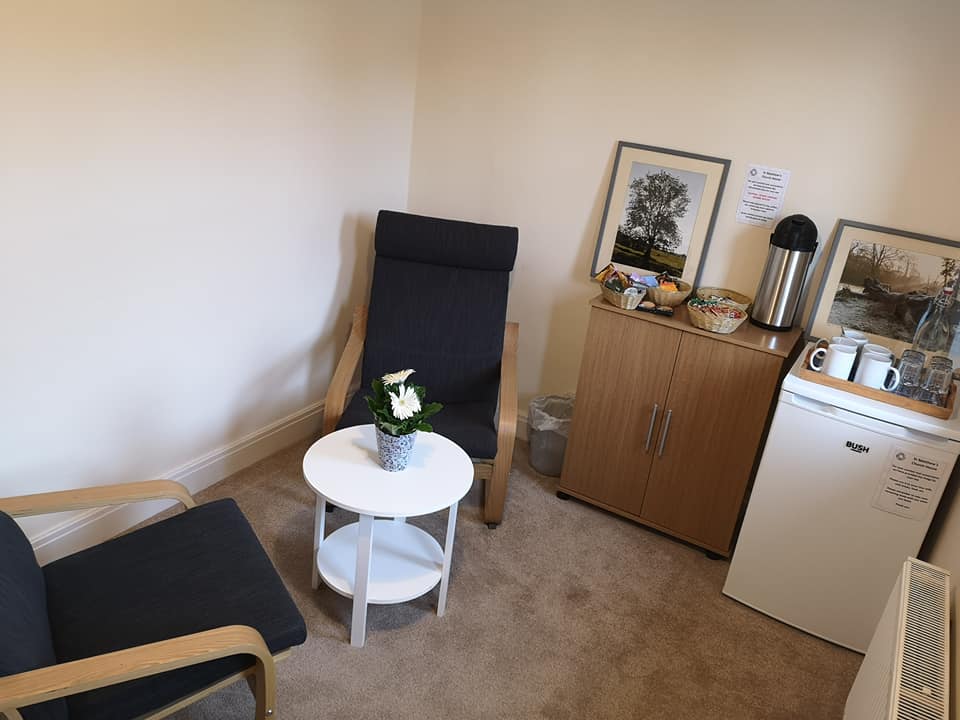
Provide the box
[723,345,960,652]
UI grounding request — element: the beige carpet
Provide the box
[167,438,860,720]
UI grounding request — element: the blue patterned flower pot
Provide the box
[375,426,417,471]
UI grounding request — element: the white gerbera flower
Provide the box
[382,368,415,385]
[389,384,421,420]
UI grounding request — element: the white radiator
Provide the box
[845,558,951,720]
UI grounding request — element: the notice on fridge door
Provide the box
[872,448,947,520]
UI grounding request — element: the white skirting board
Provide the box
[29,403,528,565]
[28,400,327,565]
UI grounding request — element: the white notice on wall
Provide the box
[872,447,947,520]
[735,164,791,228]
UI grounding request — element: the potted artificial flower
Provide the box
[365,369,442,471]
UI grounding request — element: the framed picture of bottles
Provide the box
[807,220,960,357]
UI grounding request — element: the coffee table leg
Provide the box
[351,513,375,647]
[437,501,458,617]
[311,496,326,590]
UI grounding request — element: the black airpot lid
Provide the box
[771,214,818,252]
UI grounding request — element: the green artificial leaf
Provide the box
[367,372,444,431]
[420,402,443,419]
[378,420,401,436]
[371,378,386,404]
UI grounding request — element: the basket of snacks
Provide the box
[601,284,645,310]
[695,287,752,313]
[593,264,646,310]
[686,297,748,334]
[645,274,693,307]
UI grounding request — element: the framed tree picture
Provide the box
[590,141,730,286]
[807,220,960,356]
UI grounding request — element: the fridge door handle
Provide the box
[644,404,660,453]
[657,409,673,457]
[783,390,959,448]
[784,392,837,416]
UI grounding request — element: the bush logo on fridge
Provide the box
[846,441,870,454]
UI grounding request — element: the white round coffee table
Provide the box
[302,424,473,647]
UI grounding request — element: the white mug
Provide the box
[862,343,893,359]
[854,350,895,383]
[830,336,859,349]
[842,329,870,348]
[855,353,901,390]
[809,343,857,380]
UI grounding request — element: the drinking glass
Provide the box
[917,364,953,406]
[931,355,953,371]
[902,349,926,365]
[895,352,925,398]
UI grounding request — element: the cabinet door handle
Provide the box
[657,409,673,458]
[644,404,660,453]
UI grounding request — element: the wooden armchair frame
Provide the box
[323,305,519,527]
[0,481,285,720]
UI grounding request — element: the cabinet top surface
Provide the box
[590,296,802,357]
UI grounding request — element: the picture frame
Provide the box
[590,141,730,286]
[807,219,960,356]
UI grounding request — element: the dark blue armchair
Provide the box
[323,210,519,527]
[0,481,306,720]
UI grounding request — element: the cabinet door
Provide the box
[639,332,783,551]
[559,308,681,515]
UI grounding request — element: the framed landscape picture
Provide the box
[807,220,960,356]
[590,141,730,286]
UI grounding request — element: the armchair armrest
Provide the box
[484,322,519,526]
[0,625,275,718]
[0,479,196,518]
[498,322,519,443]
[322,304,368,436]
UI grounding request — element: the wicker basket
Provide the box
[645,280,692,307]
[601,284,645,310]
[686,301,748,334]
[695,286,752,313]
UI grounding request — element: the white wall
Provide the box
[407,0,960,408]
[0,0,421,555]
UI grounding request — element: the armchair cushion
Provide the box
[0,512,68,720]
[42,499,306,720]
[337,394,498,459]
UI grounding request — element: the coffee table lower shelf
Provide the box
[316,520,444,604]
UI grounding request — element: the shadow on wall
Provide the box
[22,214,379,559]
[222,212,377,450]
[536,146,620,402]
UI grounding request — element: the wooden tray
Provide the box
[797,348,956,420]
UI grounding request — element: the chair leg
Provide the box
[250,658,277,719]
[484,446,513,528]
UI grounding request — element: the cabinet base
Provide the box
[555,484,731,558]
[556,491,571,500]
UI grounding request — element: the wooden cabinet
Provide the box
[560,310,680,516]
[558,298,801,556]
